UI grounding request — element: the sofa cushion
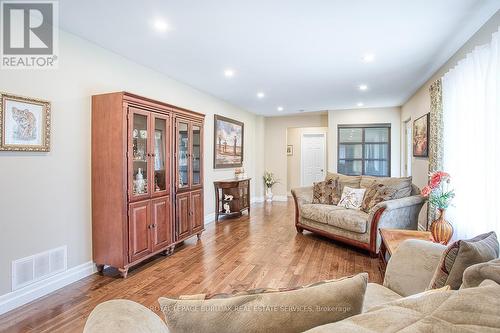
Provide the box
[428,231,499,290]
[158,273,368,333]
[326,172,361,191]
[312,179,341,205]
[360,176,413,200]
[304,282,500,333]
[461,258,500,289]
[383,239,446,297]
[337,187,366,210]
[301,204,368,234]
[362,283,401,312]
[360,182,398,213]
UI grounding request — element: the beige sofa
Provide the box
[292,173,424,256]
[83,239,500,332]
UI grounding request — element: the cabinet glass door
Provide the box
[177,120,190,189]
[152,115,169,196]
[130,110,150,199]
[191,123,202,186]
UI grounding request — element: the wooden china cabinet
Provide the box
[174,118,204,241]
[92,92,204,278]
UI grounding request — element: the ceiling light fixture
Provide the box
[153,19,169,32]
[277,106,284,111]
[357,102,364,107]
[362,53,375,63]
[224,69,235,78]
[359,84,368,91]
[257,92,265,99]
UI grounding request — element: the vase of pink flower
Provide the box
[421,171,455,244]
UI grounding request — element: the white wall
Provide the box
[401,11,500,229]
[264,113,328,197]
[0,31,264,296]
[327,107,401,176]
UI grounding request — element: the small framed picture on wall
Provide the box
[413,113,429,157]
[0,92,51,152]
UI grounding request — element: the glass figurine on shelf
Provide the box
[134,168,146,194]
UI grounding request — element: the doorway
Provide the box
[301,133,327,186]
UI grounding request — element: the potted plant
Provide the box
[421,171,455,244]
[263,171,279,202]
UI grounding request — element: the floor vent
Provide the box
[12,246,67,291]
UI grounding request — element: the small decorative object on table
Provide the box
[421,171,455,244]
[263,171,279,202]
[223,202,231,214]
[234,167,247,179]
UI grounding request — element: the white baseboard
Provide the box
[204,212,216,225]
[0,261,96,315]
[272,195,289,202]
[251,196,264,203]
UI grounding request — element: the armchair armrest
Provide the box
[383,239,446,297]
[291,186,313,207]
[84,300,169,333]
[368,195,425,253]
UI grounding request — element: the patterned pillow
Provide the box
[337,187,366,210]
[159,274,368,333]
[312,178,341,205]
[361,181,398,213]
[428,231,499,290]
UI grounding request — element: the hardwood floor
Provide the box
[0,201,383,333]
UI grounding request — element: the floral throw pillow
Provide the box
[312,178,341,205]
[361,181,398,213]
[338,186,366,210]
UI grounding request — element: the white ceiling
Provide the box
[59,0,499,116]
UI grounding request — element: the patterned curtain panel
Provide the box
[428,79,444,223]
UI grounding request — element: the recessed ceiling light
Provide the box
[277,106,284,111]
[153,19,169,32]
[357,102,364,107]
[359,84,368,91]
[224,69,235,78]
[257,92,265,99]
[362,54,375,63]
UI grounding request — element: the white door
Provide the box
[301,133,326,186]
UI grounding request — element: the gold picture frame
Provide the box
[0,92,51,152]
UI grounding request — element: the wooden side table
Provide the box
[214,178,251,221]
[379,228,434,269]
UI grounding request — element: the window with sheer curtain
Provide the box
[441,28,500,239]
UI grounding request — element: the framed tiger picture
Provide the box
[0,92,51,152]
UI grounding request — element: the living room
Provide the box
[0,1,499,332]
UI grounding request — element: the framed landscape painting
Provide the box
[214,115,244,168]
[0,92,51,152]
[413,113,429,157]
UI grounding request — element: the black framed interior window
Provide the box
[337,124,391,177]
